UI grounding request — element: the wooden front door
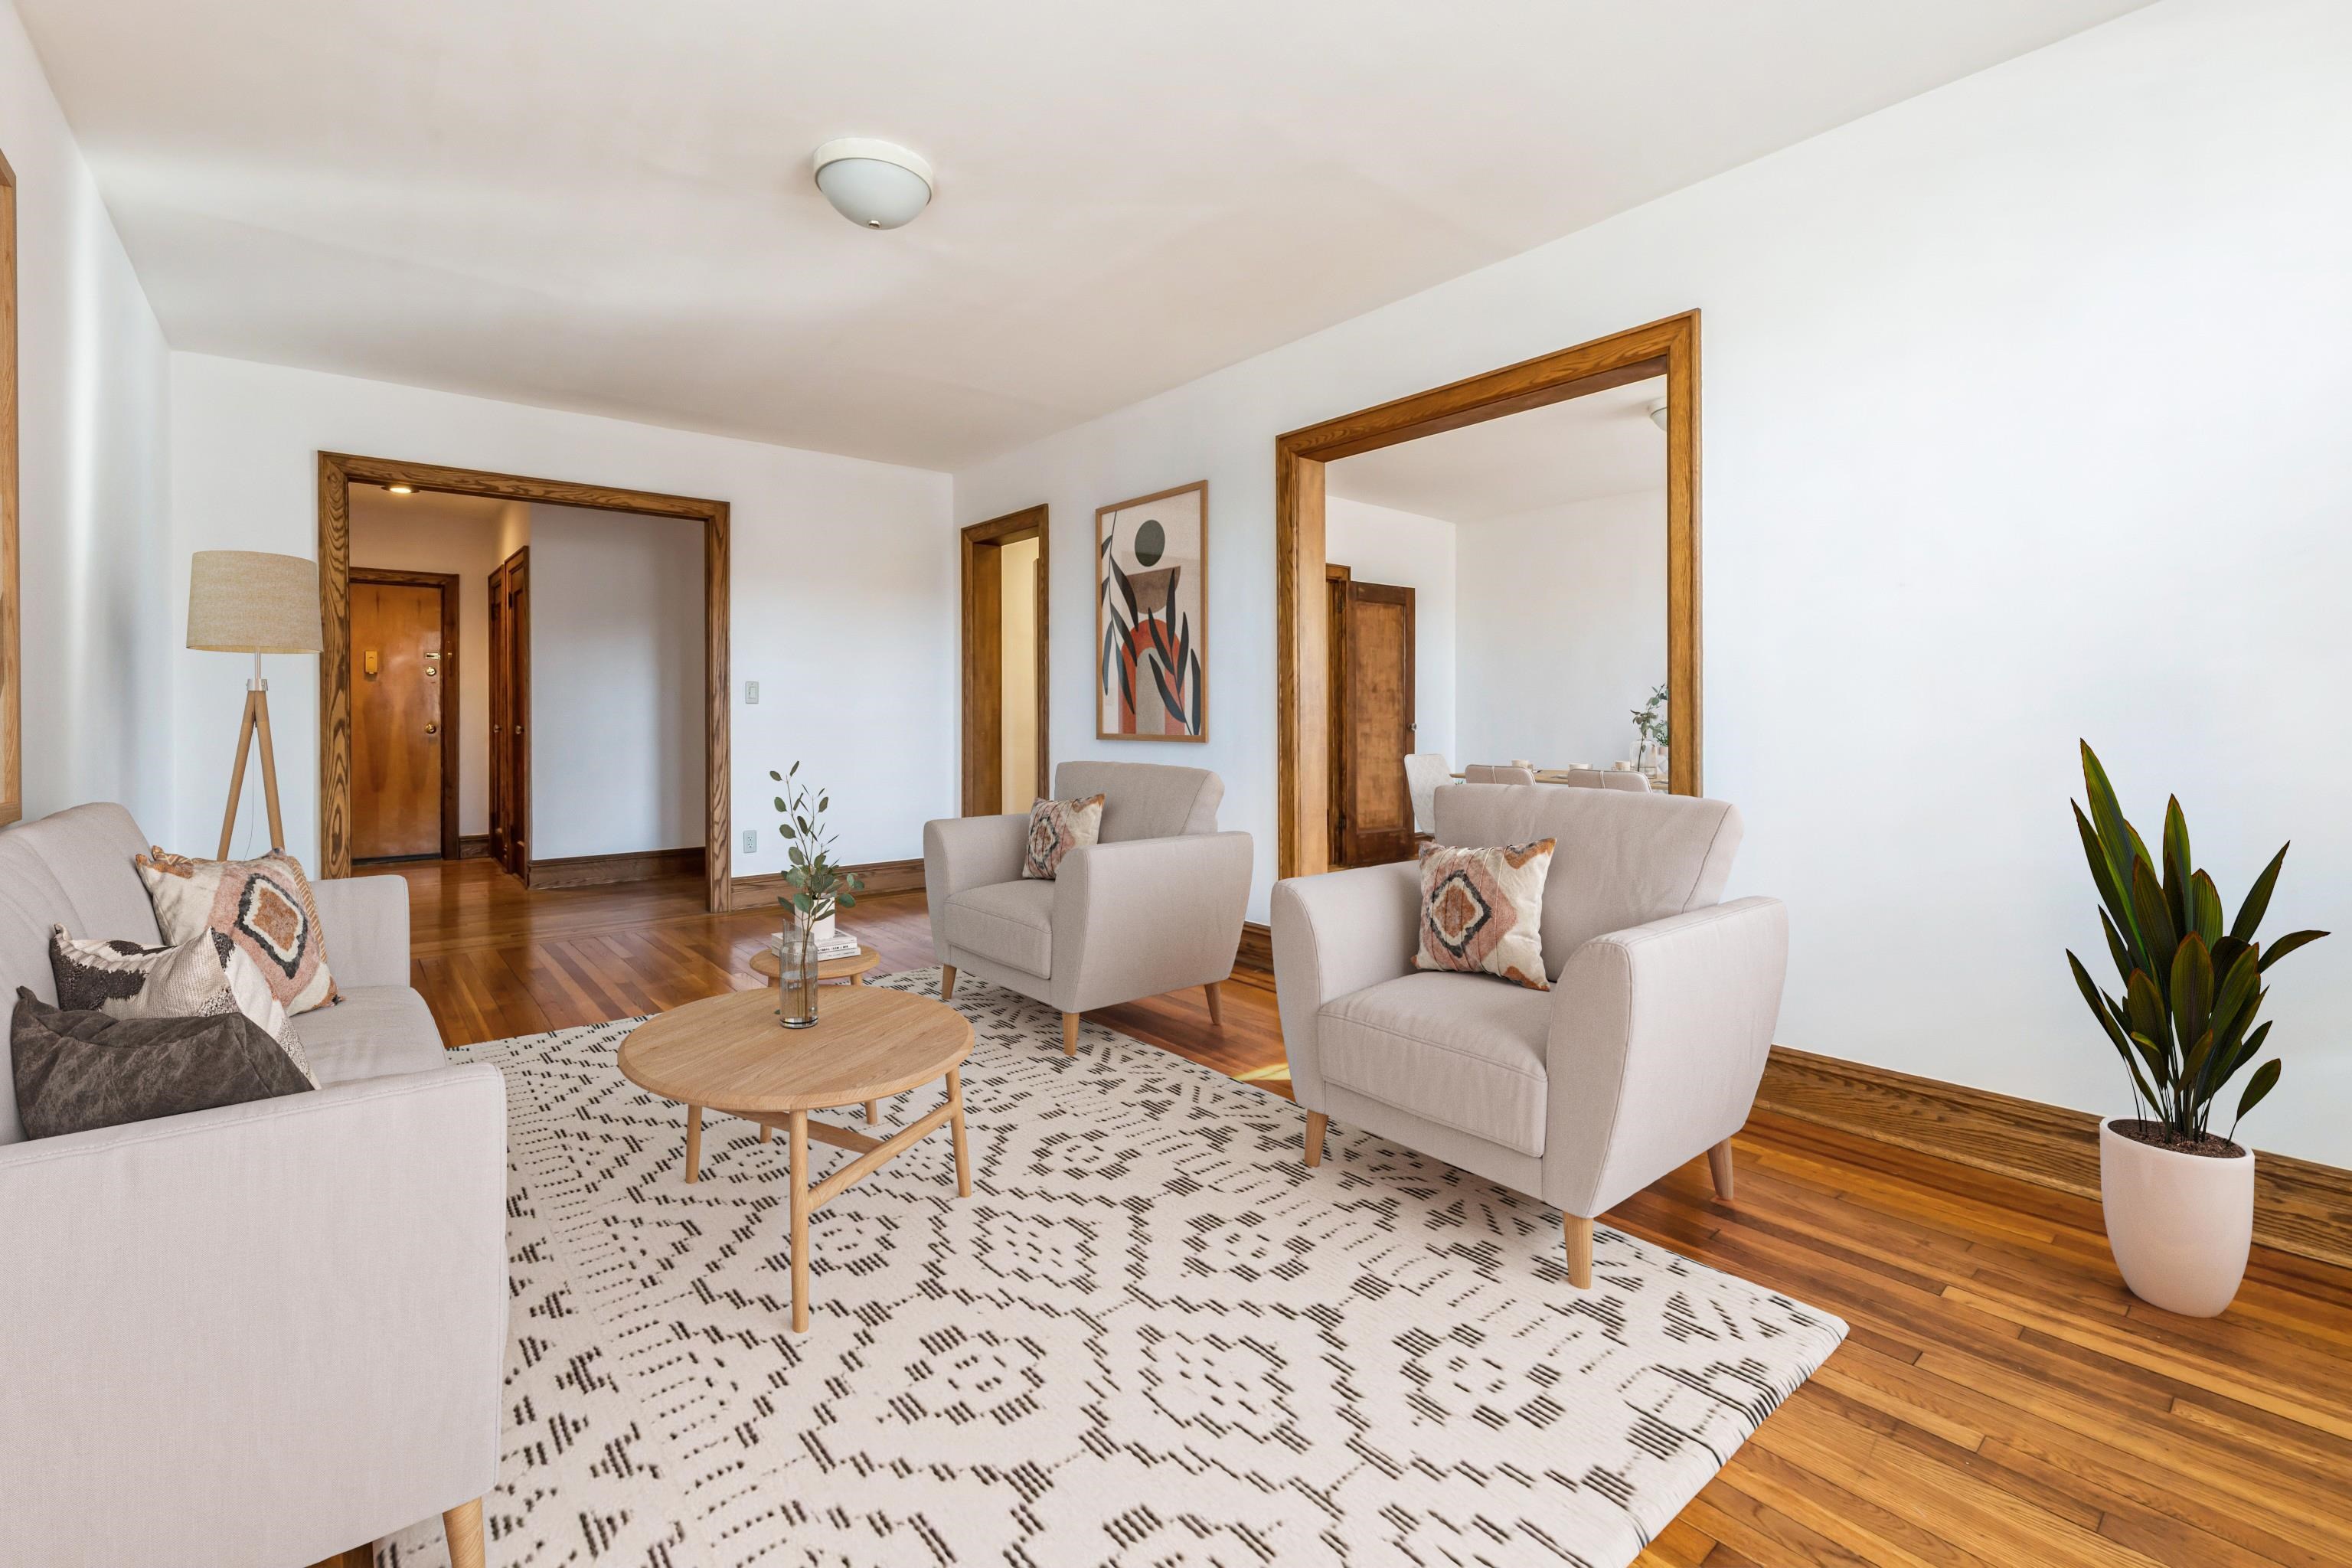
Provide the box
[1329,577,1416,867]
[488,548,531,879]
[351,574,452,860]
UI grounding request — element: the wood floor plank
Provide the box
[380,859,2350,1568]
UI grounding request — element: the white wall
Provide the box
[999,534,1040,811]
[1323,496,1456,767]
[2,0,173,828]
[168,354,955,872]
[1455,491,1665,771]
[953,0,2352,1165]
[348,492,508,836]
[527,501,704,858]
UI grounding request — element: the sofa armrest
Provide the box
[921,814,1033,962]
[1541,896,1788,1217]
[1269,860,1423,1108]
[0,1065,508,1566]
[1053,831,1254,1013]
[312,873,412,989]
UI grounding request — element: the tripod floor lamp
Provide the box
[187,550,322,860]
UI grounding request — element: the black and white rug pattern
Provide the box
[381,969,1845,1568]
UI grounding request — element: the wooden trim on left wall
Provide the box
[318,453,732,912]
[732,857,926,910]
[529,846,707,890]
[1231,920,1276,991]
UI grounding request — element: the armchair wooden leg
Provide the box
[1304,1110,1327,1168]
[1708,1138,1736,1204]
[1563,1215,1594,1289]
[444,1496,485,1568]
[1061,1011,1080,1056]
[1204,982,1224,1027]
[940,964,957,1001]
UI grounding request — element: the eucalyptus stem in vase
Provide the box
[771,762,864,1030]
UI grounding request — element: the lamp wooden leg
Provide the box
[217,692,259,859]
[788,1110,811,1333]
[1708,1138,1736,1204]
[443,1497,484,1568]
[1304,1110,1327,1168]
[253,686,286,852]
[1061,1012,1080,1056]
[940,964,957,1001]
[684,1104,703,1183]
[1204,982,1223,1027]
[1564,1215,1594,1289]
[948,1068,972,1197]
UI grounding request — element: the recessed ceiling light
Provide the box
[386,485,415,494]
[812,139,934,230]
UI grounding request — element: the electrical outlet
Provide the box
[742,828,757,854]
[744,680,760,704]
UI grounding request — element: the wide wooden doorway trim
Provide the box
[318,454,732,911]
[959,505,1050,815]
[1273,311,1700,880]
[350,567,461,862]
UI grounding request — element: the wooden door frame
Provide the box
[1274,310,1701,879]
[319,454,731,911]
[349,567,461,861]
[959,505,1050,815]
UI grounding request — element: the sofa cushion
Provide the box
[48,927,314,1086]
[942,880,1055,978]
[137,848,342,1015]
[1319,972,1551,1157]
[10,989,312,1141]
[1052,761,1221,841]
[1432,786,1741,978]
[299,986,446,1086]
[11,803,166,950]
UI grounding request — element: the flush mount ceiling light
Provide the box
[385,484,415,494]
[1647,399,1669,431]
[812,139,934,230]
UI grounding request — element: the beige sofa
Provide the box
[1272,782,1788,1287]
[923,761,1253,1052]
[0,804,503,1568]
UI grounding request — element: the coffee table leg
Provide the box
[789,1109,811,1333]
[684,1105,703,1183]
[947,1069,972,1198]
[864,1099,879,1124]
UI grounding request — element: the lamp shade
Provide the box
[187,551,322,653]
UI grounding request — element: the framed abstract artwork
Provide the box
[1096,481,1207,741]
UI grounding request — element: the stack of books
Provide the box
[775,930,863,963]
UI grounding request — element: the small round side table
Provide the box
[748,942,883,988]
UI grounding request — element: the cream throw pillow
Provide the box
[135,848,341,1015]
[1413,840,1556,991]
[1021,794,1106,880]
[47,926,317,1087]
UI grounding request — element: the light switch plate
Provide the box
[742,829,756,854]
[744,680,760,704]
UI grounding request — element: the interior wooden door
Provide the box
[488,548,531,879]
[487,565,508,864]
[351,577,446,859]
[1332,579,1416,867]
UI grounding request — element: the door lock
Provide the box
[426,721,439,735]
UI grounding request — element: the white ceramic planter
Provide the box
[2099,1119,2254,1317]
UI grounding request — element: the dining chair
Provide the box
[1403,753,1452,835]
[1463,764,1537,785]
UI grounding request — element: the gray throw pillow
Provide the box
[9,988,315,1141]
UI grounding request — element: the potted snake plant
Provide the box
[2066,742,2325,1315]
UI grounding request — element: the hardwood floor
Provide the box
[390,858,2352,1568]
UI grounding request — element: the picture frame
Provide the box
[1095,480,1207,742]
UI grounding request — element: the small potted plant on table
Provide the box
[2066,742,2324,1316]
[771,762,863,1030]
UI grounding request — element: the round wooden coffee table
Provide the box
[747,942,882,987]
[618,985,975,1332]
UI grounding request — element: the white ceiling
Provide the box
[1328,376,1665,523]
[18,0,2148,470]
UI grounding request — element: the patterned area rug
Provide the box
[380,969,1844,1568]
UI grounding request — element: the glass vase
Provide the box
[776,908,822,1030]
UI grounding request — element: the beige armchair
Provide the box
[1271,782,1787,1287]
[923,762,1253,1054]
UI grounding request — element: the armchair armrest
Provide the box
[1541,896,1788,1217]
[921,814,1033,962]
[0,1065,508,1566]
[311,872,412,989]
[1053,831,1254,1013]
[1269,860,1422,1107]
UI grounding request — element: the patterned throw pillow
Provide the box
[1413,840,1557,991]
[1021,794,1106,880]
[11,989,315,1141]
[48,926,316,1087]
[134,848,341,1015]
